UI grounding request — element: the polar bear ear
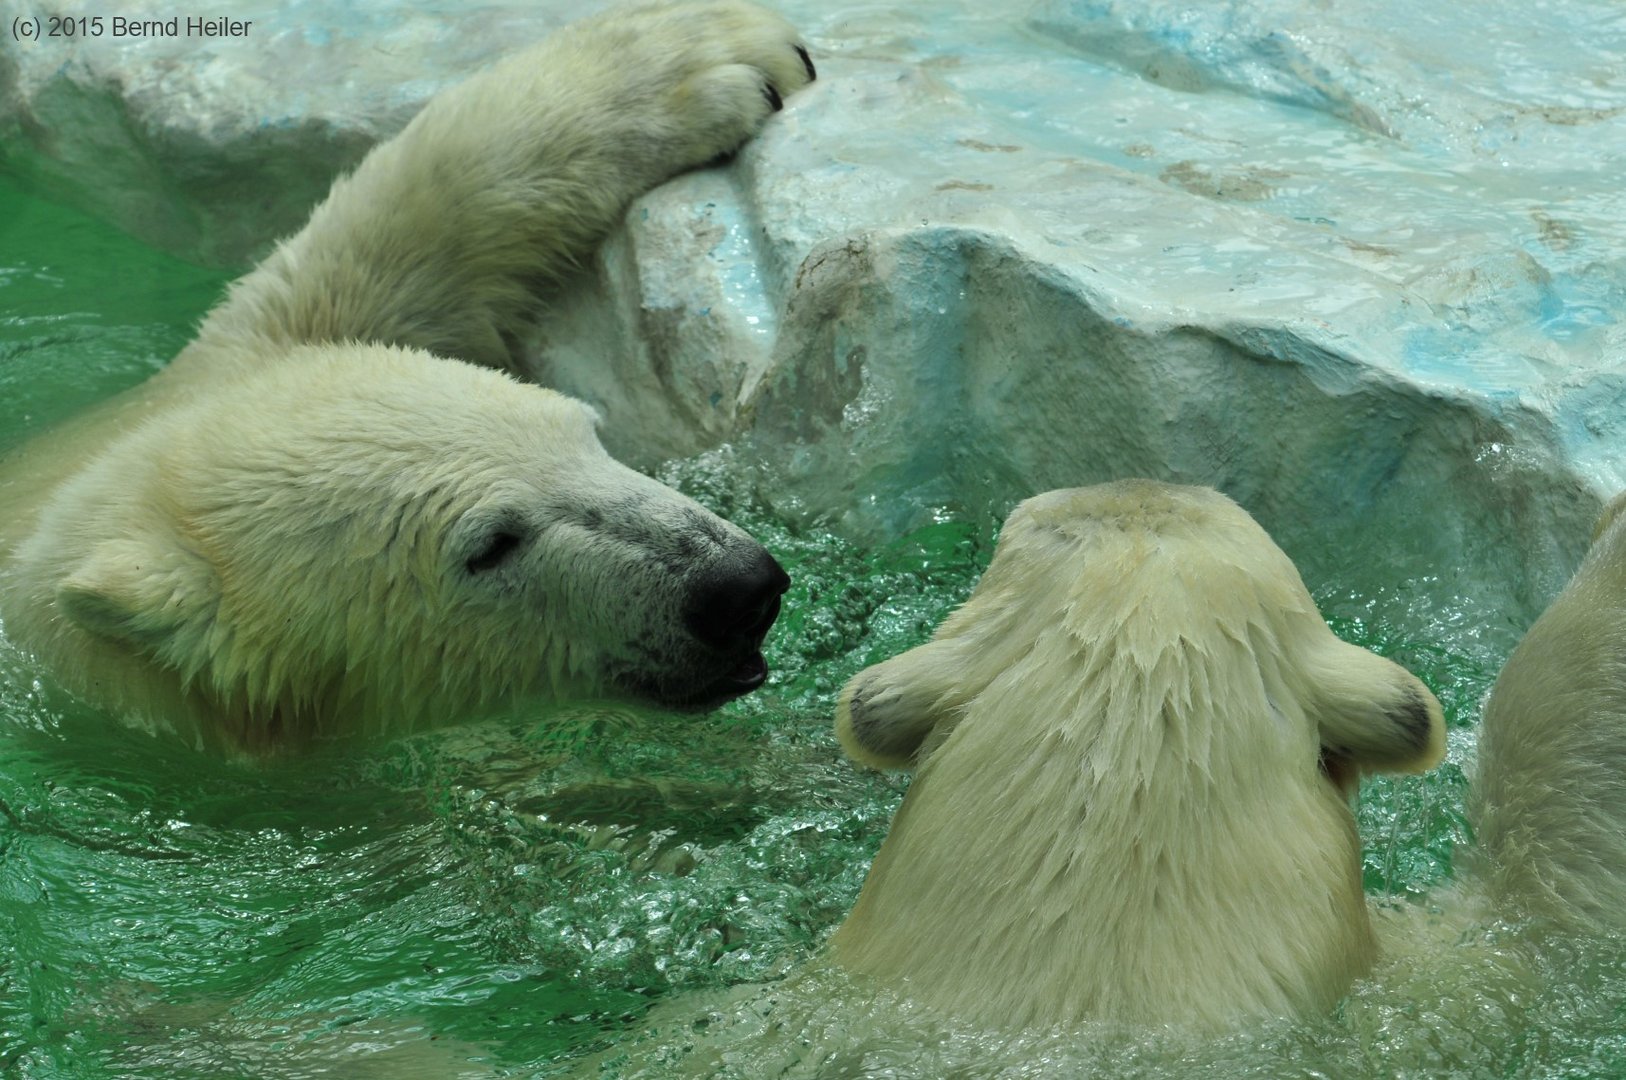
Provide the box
[1305,639,1446,776]
[56,536,212,652]
[836,639,974,770]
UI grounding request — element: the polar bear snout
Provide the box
[682,545,790,653]
[661,544,790,706]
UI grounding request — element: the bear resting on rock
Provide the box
[0,1,812,751]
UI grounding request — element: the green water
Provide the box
[0,181,228,455]
[0,175,1619,1078]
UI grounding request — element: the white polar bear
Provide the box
[0,2,814,751]
[1473,489,1626,934]
[831,480,1447,1033]
[563,481,1621,1072]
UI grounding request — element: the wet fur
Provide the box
[0,2,814,751]
[833,481,1446,1031]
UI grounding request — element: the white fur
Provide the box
[552,481,1620,1068]
[1473,489,1626,932]
[832,481,1446,1032]
[0,2,813,750]
[191,0,813,376]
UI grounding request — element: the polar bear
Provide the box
[1472,489,1626,933]
[830,480,1446,1033]
[0,2,814,751]
[562,481,1621,1071]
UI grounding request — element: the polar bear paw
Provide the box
[565,0,817,172]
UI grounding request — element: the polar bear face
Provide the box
[17,345,787,746]
[831,481,1444,1031]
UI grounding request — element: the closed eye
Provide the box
[466,529,526,573]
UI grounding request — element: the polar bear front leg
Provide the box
[195,1,815,371]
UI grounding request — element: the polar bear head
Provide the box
[15,345,788,747]
[830,480,1444,1031]
[837,481,1443,779]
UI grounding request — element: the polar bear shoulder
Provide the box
[1474,491,1626,931]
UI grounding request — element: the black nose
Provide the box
[683,546,791,650]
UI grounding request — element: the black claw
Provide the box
[763,82,783,111]
[795,44,816,82]
[705,148,740,169]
